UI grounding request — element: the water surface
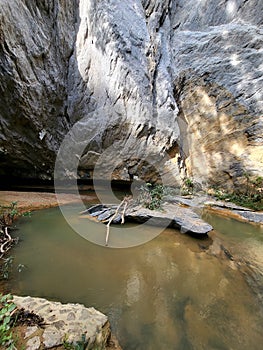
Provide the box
[9,204,263,350]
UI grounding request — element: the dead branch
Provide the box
[105,199,126,246]
[0,226,14,258]
[121,201,128,224]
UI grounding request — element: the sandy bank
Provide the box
[0,191,95,213]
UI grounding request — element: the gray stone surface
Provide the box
[128,203,213,235]
[233,210,263,224]
[13,295,110,349]
[26,336,41,350]
[0,0,262,188]
[24,326,38,339]
[204,200,253,211]
[0,0,78,180]
[89,202,213,235]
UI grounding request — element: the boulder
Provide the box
[13,295,112,349]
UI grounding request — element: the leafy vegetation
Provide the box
[0,202,18,227]
[138,183,165,210]
[0,294,16,350]
[181,177,194,195]
[0,202,30,278]
[213,175,263,211]
[0,256,14,280]
[0,201,31,227]
[63,334,88,350]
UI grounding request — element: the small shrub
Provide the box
[212,173,263,210]
[0,294,16,350]
[0,202,31,227]
[138,183,165,210]
[181,177,194,196]
[63,334,88,350]
[0,202,18,227]
[0,256,13,280]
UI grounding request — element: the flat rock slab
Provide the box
[164,196,263,225]
[163,195,211,208]
[13,296,110,349]
[204,199,253,211]
[127,203,213,235]
[232,210,263,224]
[84,203,213,235]
[204,200,263,224]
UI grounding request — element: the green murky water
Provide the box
[8,204,263,350]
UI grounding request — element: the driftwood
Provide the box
[121,201,128,224]
[0,226,14,258]
[85,199,214,237]
[105,196,131,246]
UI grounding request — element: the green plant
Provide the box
[17,263,26,273]
[63,334,88,350]
[9,202,18,219]
[22,211,31,218]
[0,294,16,350]
[138,183,165,210]
[213,173,263,211]
[0,256,14,280]
[0,202,31,227]
[0,202,18,227]
[181,177,194,195]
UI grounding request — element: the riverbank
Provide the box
[1,191,262,226]
[0,191,96,214]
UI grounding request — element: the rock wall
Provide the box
[0,0,78,179]
[0,0,262,189]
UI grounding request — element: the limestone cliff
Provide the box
[0,0,262,189]
[0,0,78,179]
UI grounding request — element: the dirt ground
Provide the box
[0,191,95,213]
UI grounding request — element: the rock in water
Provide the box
[127,203,213,235]
[86,202,213,236]
[0,0,262,189]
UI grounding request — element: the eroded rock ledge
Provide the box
[84,202,213,236]
[13,296,121,350]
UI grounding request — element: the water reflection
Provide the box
[9,205,263,350]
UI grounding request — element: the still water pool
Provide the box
[8,203,263,350]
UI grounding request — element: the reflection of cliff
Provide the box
[116,237,262,350]
[0,0,262,187]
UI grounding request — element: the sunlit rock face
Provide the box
[171,0,263,189]
[0,0,262,188]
